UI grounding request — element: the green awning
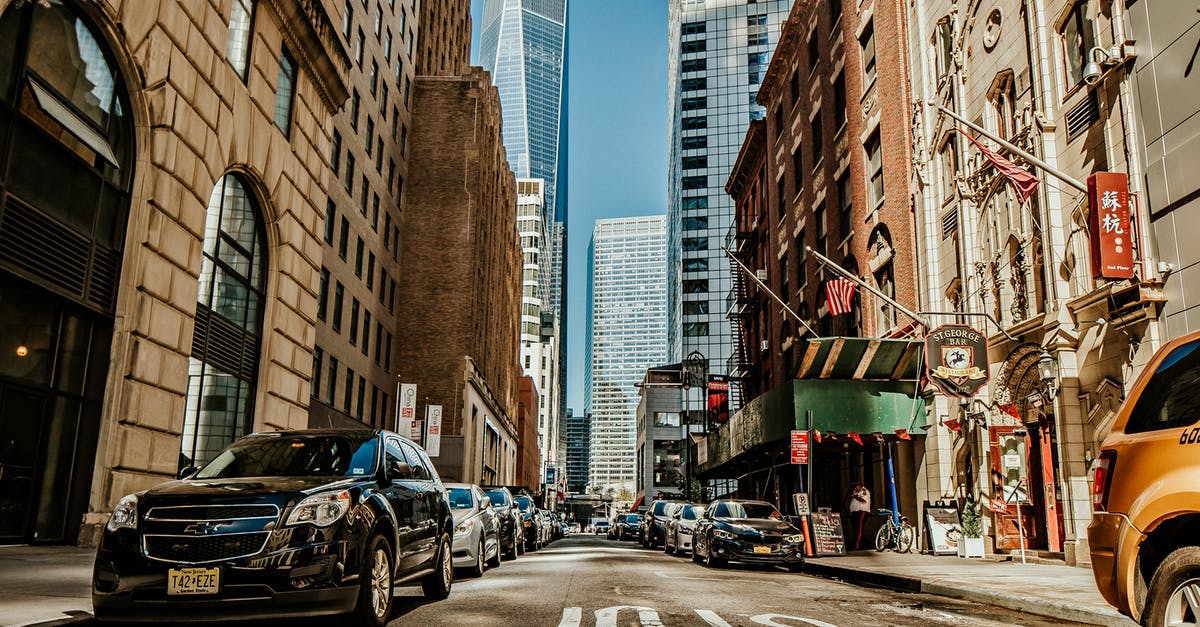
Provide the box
[793,337,925,381]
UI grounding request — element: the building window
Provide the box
[791,147,803,192]
[342,2,352,38]
[833,73,847,131]
[1060,1,1095,87]
[338,217,349,259]
[331,130,342,175]
[865,131,884,207]
[684,322,709,336]
[681,40,706,54]
[682,136,707,150]
[682,196,708,210]
[324,200,336,244]
[810,111,823,164]
[683,237,707,252]
[343,368,354,413]
[225,0,254,80]
[311,346,322,398]
[181,174,267,468]
[682,21,706,36]
[355,237,364,277]
[361,310,371,356]
[355,28,364,66]
[789,70,801,106]
[681,58,706,72]
[682,116,707,130]
[807,30,819,73]
[747,14,768,46]
[838,172,853,240]
[683,301,709,315]
[780,252,789,296]
[682,175,707,190]
[350,90,360,130]
[816,203,827,256]
[682,96,707,111]
[683,279,708,294]
[274,48,296,135]
[939,137,958,200]
[332,281,344,331]
[796,229,808,288]
[936,17,954,77]
[327,356,338,404]
[345,154,355,191]
[860,21,877,87]
[682,155,707,170]
[683,257,709,273]
[682,77,707,92]
[349,298,360,345]
[317,267,329,320]
[990,72,1016,140]
[682,216,708,230]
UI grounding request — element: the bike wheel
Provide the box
[897,523,915,553]
[874,524,890,552]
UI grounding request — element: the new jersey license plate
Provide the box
[753,545,771,554]
[167,567,220,595]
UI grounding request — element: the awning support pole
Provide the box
[805,247,930,328]
[722,247,819,337]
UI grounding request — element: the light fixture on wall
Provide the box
[1037,352,1059,402]
[15,345,28,357]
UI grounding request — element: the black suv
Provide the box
[641,499,681,548]
[513,494,540,551]
[482,486,523,559]
[92,430,454,626]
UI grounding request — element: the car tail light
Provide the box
[1091,450,1117,512]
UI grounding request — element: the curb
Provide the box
[800,561,1136,626]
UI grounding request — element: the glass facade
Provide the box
[585,217,667,494]
[666,0,791,388]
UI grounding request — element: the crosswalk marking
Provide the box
[558,606,582,627]
[556,606,838,627]
[594,605,664,627]
[750,613,838,627]
[695,609,733,626]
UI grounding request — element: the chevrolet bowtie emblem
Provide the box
[183,521,227,535]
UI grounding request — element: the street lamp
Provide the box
[1037,352,1059,402]
[681,351,706,502]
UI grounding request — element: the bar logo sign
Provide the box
[925,324,989,397]
[1087,172,1135,279]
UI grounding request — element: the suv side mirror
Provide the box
[178,465,198,480]
[480,495,491,508]
[387,460,413,480]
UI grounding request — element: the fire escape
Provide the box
[724,221,758,414]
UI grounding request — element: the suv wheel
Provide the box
[421,533,453,600]
[351,534,393,627]
[1143,546,1200,627]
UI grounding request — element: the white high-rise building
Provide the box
[585,216,668,494]
[517,179,561,483]
[666,0,792,397]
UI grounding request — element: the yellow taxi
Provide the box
[1088,329,1200,626]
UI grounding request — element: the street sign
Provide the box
[925,324,989,397]
[424,405,442,457]
[792,492,810,516]
[1087,172,1135,279]
[790,430,809,465]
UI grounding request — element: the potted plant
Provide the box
[958,498,985,558]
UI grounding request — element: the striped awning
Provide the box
[794,337,925,381]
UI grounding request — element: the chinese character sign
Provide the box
[1087,172,1135,279]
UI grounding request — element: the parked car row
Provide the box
[90,428,566,626]
[608,498,805,572]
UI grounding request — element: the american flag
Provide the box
[825,277,857,316]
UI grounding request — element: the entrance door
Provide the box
[0,386,47,541]
[988,424,1043,551]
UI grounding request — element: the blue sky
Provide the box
[470,1,669,414]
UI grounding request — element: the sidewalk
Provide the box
[800,550,1137,626]
[0,545,94,627]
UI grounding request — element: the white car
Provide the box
[665,503,704,555]
[446,483,501,577]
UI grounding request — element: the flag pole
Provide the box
[721,247,819,337]
[805,247,930,328]
[929,102,1087,193]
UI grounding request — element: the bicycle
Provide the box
[874,509,915,553]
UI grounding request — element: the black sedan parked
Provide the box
[482,486,523,559]
[92,430,454,626]
[692,499,804,571]
[613,513,641,540]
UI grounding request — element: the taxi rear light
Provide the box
[1092,450,1117,512]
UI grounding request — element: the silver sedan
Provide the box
[665,503,705,555]
[446,483,501,577]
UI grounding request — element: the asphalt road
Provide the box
[50,534,1091,626]
[375,534,1086,627]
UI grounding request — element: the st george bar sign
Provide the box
[1087,172,1136,280]
[925,324,989,397]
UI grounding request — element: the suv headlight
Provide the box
[712,528,736,540]
[285,490,351,527]
[784,534,804,544]
[455,518,475,536]
[106,494,138,532]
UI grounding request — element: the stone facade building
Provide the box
[396,68,521,485]
[0,0,347,544]
[907,0,1165,564]
[309,0,418,432]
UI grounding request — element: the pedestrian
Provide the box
[848,480,871,550]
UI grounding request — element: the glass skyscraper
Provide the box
[585,216,667,494]
[666,0,791,384]
[479,0,569,475]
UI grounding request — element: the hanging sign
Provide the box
[925,324,989,397]
[790,430,809,464]
[398,384,417,437]
[1087,172,1135,280]
[707,375,730,424]
[424,405,442,457]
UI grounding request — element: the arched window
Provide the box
[180,175,267,468]
[0,0,134,311]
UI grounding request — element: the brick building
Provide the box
[0,0,347,545]
[309,0,419,432]
[515,376,540,490]
[396,68,521,485]
[415,0,470,76]
[700,0,927,532]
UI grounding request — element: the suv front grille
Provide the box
[146,504,279,521]
[144,532,270,564]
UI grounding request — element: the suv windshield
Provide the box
[194,434,378,479]
[682,505,700,520]
[485,489,510,507]
[716,501,780,519]
[447,488,475,509]
[514,496,533,511]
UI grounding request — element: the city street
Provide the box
[39,534,1084,627]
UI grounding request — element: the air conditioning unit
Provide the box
[755,269,768,281]
[760,340,770,352]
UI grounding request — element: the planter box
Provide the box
[957,537,985,558]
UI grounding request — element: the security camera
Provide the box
[1083,61,1104,85]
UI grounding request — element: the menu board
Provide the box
[925,504,961,555]
[808,511,846,555]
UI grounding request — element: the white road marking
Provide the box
[558,606,582,627]
[595,605,665,627]
[695,609,734,626]
[750,613,838,627]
